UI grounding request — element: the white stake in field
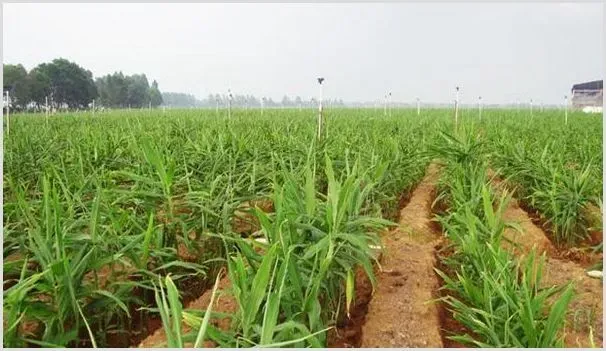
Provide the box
[454,86,460,128]
[383,94,387,116]
[5,90,9,137]
[45,96,49,124]
[416,97,420,116]
[317,77,325,140]
[564,95,568,125]
[228,89,233,119]
[478,96,482,120]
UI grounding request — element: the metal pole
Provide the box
[564,95,568,125]
[455,86,460,128]
[317,77,324,140]
[5,91,9,137]
[478,96,482,120]
[383,94,387,116]
[416,97,420,116]
[228,90,232,119]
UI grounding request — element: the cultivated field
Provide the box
[3,108,603,348]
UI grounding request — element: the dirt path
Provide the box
[360,163,444,348]
[488,170,603,348]
[138,275,236,348]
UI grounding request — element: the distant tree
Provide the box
[26,67,51,108]
[281,95,292,107]
[207,94,217,107]
[149,80,163,107]
[162,92,200,107]
[3,64,29,109]
[96,71,128,108]
[34,58,97,109]
[125,74,150,108]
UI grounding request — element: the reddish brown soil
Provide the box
[138,275,236,348]
[232,199,274,234]
[327,268,374,347]
[433,243,477,348]
[488,169,603,348]
[489,169,603,266]
[543,259,603,347]
[360,163,444,348]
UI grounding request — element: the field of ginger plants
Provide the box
[3,107,602,348]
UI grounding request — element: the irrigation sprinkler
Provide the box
[383,94,387,116]
[228,89,233,119]
[564,95,568,125]
[416,97,420,116]
[45,96,49,124]
[5,90,9,137]
[454,86,460,128]
[388,92,392,117]
[478,96,482,120]
[317,77,325,140]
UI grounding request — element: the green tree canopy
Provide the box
[3,64,29,109]
[34,58,97,109]
[149,80,163,107]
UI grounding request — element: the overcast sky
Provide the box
[2,2,603,105]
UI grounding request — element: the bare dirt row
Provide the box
[489,170,603,348]
[139,164,603,348]
[359,163,444,347]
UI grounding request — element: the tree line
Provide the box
[3,58,162,111]
[162,92,345,108]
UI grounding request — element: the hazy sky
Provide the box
[2,2,603,105]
